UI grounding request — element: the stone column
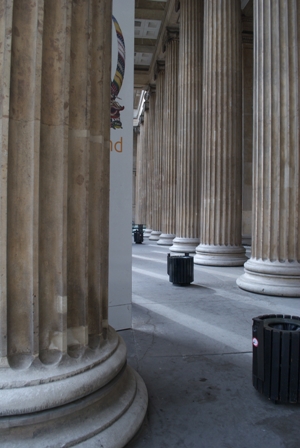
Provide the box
[149,62,165,241]
[144,87,156,238]
[0,1,147,445]
[135,114,146,225]
[237,0,300,296]
[194,0,247,266]
[170,0,203,253]
[158,29,179,246]
[241,14,253,247]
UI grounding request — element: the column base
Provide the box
[149,230,161,241]
[0,328,148,447]
[170,237,199,253]
[157,233,175,246]
[242,234,252,246]
[194,244,247,266]
[143,228,152,238]
[236,258,300,297]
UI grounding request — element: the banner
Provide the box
[109,0,134,330]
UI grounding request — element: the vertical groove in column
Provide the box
[7,0,43,369]
[88,0,112,346]
[158,34,179,245]
[0,0,13,364]
[67,0,90,354]
[39,0,71,365]
[195,0,246,266]
[237,0,300,297]
[171,0,203,252]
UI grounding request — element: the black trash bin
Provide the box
[252,314,300,403]
[167,253,194,286]
[134,224,144,244]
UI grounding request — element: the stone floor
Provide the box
[119,239,300,448]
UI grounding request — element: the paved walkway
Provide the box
[120,239,300,448]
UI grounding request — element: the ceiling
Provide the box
[133,0,253,112]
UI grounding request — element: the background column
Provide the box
[237,0,300,296]
[158,29,179,246]
[195,0,247,266]
[171,0,203,253]
[144,87,156,238]
[149,62,165,241]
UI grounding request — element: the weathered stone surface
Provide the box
[0,0,148,445]
[170,0,203,253]
[194,0,246,267]
[237,0,300,296]
[158,30,179,247]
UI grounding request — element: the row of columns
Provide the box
[135,0,300,297]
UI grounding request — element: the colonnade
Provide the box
[0,0,147,445]
[135,0,300,298]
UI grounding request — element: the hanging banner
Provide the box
[109,0,134,330]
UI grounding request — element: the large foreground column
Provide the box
[158,29,179,246]
[194,0,247,266]
[0,1,147,445]
[170,0,203,253]
[237,0,300,296]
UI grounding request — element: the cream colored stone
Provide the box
[237,0,300,296]
[195,0,247,266]
[170,0,203,253]
[158,30,179,247]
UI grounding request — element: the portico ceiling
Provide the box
[133,0,253,109]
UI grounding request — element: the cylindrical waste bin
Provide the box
[167,253,194,286]
[134,224,144,244]
[252,314,300,403]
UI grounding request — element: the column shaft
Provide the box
[144,88,156,237]
[0,0,13,365]
[158,32,179,246]
[195,0,246,266]
[237,0,300,296]
[149,66,165,241]
[171,0,203,253]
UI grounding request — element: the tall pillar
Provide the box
[144,87,156,238]
[0,1,147,445]
[170,0,203,253]
[237,0,300,296]
[241,13,253,246]
[135,108,148,226]
[194,0,247,266]
[158,29,179,246]
[149,62,165,241]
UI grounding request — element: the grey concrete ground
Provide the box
[120,239,300,448]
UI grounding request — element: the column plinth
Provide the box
[237,0,300,296]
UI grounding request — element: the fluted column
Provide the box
[194,0,247,266]
[170,0,203,253]
[144,86,156,238]
[135,117,145,225]
[0,1,147,444]
[149,62,165,241]
[158,29,179,246]
[237,0,300,296]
